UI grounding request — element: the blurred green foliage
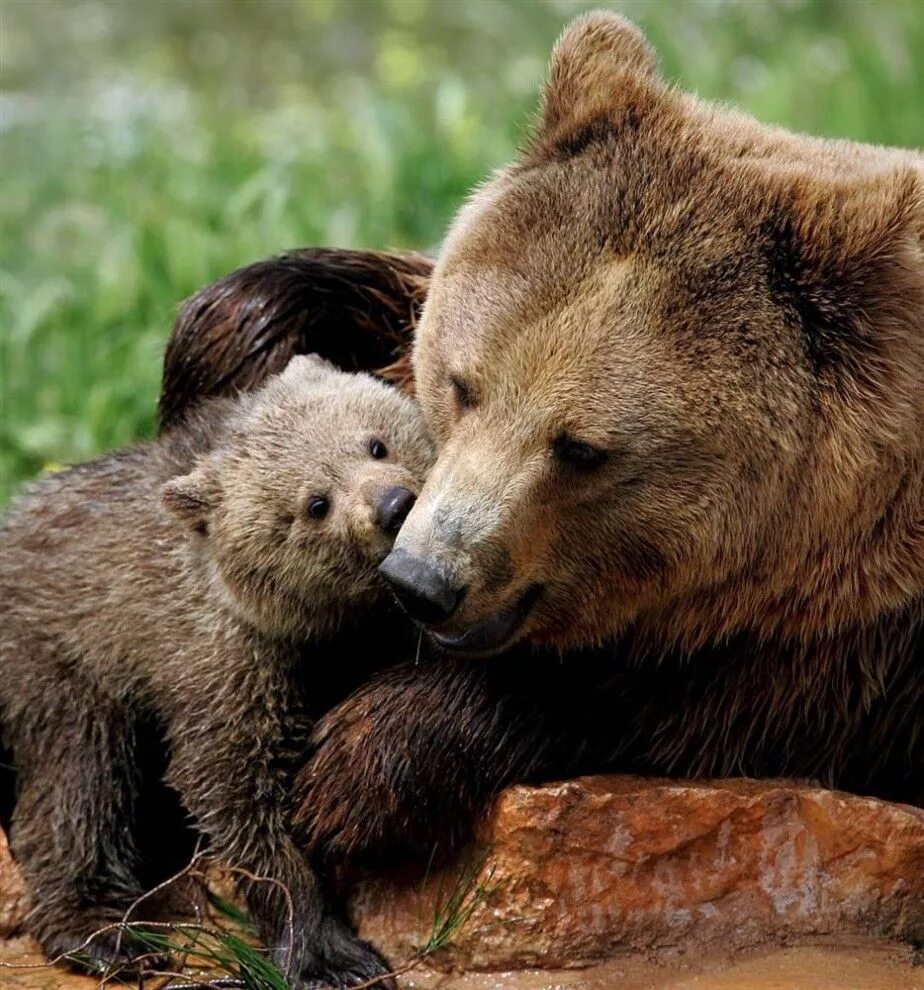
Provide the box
[1,0,922,504]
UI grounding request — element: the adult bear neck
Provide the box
[606,603,923,802]
[787,357,924,638]
[632,420,924,655]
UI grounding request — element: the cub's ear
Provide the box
[538,10,660,141]
[163,464,219,532]
[765,166,922,377]
[281,353,339,383]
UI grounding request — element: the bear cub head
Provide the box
[164,355,434,639]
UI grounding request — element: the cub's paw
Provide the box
[291,917,396,990]
[45,927,169,976]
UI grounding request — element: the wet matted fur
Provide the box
[159,248,431,431]
[0,360,433,987]
[159,16,922,876]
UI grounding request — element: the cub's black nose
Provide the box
[379,548,463,625]
[375,486,417,535]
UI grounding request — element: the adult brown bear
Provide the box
[160,12,923,870]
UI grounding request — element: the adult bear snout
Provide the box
[379,548,464,625]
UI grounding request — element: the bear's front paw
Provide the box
[294,698,408,861]
[288,916,396,990]
[44,927,169,976]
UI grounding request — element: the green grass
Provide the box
[416,847,496,957]
[1,0,922,504]
[63,850,497,989]
[68,919,292,990]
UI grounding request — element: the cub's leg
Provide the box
[165,665,393,990]
[10,684,155,974]
[294,654,599,864]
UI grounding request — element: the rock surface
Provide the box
[0,827,26,938]
[1,775,923,989]
[350,776,924,970]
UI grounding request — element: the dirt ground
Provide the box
[1,936,921,990]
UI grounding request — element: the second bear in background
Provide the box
[0,355,432,989]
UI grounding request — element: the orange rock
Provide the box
[2,777,923,985]
[0,827,26,938]
[349,776,924,971]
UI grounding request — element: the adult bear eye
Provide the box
[553,434,607,472]
[307,495,330,520]
[369,438,388,460]
[451,375,475,410]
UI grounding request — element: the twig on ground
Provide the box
[0,846,496,990]
[104,840,208,988]
[222,864,295,981]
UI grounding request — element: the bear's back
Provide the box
[0,397,240,709]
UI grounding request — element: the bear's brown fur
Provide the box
[155,15,922,869]
[395,11,923,658]
[159,248,430,431]
[0,357,432,987]
[295,11,923,858]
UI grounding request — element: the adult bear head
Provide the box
[379,11,924,657]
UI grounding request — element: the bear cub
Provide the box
[0,355,433,988]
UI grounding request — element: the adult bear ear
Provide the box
[163,463,220,533]
[764,165,922,378]
[537,10,661,142]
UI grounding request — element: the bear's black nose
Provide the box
[374,486,417,535]
[379,548,463,625]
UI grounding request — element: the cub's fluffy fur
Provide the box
[0,356,431,988]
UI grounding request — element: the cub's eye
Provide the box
[307,495,330,520]
[369,438,388,460]
[552,434,607,472]
[451,375,475,410]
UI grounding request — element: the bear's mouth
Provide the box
[428,583,544,657]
